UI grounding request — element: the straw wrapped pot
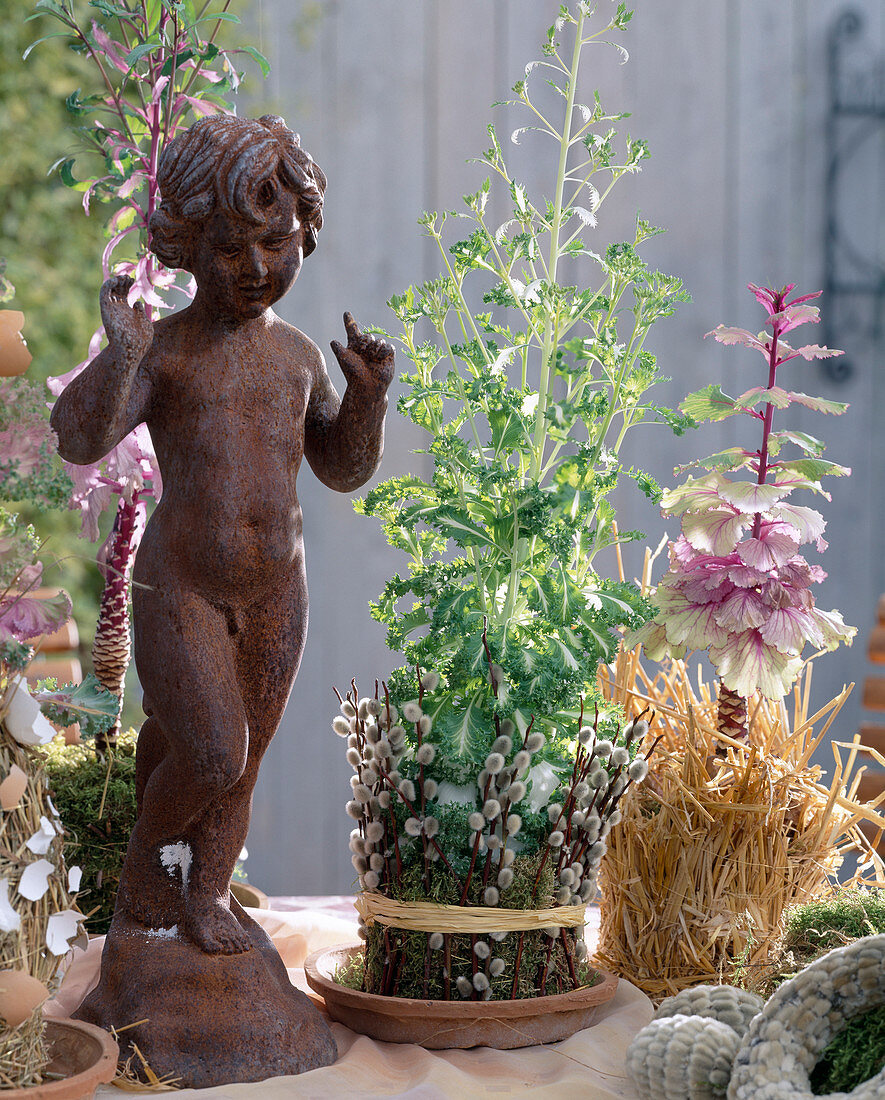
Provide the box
[595,644,885,1002]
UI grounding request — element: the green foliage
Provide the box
[362,3,686,767]
[38,727,138,933]
[809,1005,885,1096]
[34,672,119,739]
[782,889,885,957]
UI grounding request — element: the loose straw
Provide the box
[355,893,587,933]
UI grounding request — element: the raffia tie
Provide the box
[355,892,587,934]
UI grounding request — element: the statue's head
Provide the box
[149,114,326,272]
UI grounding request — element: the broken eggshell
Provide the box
[17,858,54,902]
[0,764,28,810]
[0,969,49,1027]
[3,680,56,747]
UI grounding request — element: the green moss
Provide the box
[350,854,599,1001]
[38,730,138,934]
[810,1006,885,1096]
[783,889,885,958]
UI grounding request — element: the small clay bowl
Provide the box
[304,943,619,1049]
[5,1018,118,1099]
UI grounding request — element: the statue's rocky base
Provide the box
[74,902,337,1089]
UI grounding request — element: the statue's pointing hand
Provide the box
[330,312,395,394]
[99,275,153,360]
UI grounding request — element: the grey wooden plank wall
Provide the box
[235,0,885,895]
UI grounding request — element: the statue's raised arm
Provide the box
[51,274,153,463]
[305,310,395,492]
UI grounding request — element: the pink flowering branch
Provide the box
[631,284,856,738]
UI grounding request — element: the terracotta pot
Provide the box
[4,1019,118,1099]
[229,881,269,909]
[304,943,619,1049]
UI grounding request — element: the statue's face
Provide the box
[188,187,304,321]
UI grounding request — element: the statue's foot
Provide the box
[185,896,253,955]
[115,862,185,933]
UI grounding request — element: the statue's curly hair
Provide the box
[149,114,326,270]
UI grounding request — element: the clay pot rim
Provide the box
[4,1018,118,1100]
[304,942,619,1020]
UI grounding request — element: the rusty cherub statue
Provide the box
[51,114,394,1086]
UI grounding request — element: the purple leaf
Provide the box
[0,589,71,644]
[89,21,129,74]
[716,480,789,515]
[659,592,731,651]
[765,303,820,333]
[809,606,857,650]
[758,606,821,653]
[712,588,769,632]
[783,391,848,415]
[705,325,768,356]
[682,507,752,556]
[660,473,727,517]
[736,385,792,410]
[737,522,799,571]
[709,629,804,700]
[787,344,844,362]
[768,503,825,545]
[779,556,826,588]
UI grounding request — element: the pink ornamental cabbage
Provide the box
[631,284,855,701]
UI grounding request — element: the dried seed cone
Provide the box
[716,684,747,742]
[626,1014,740,1100]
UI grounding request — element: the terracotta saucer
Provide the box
[304,943,619,1049]
[5,1018,118,1099]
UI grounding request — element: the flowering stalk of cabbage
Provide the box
[631,284,856,739]
[27,0,267,747]
[335,663,655,1000]
[359,1,687,796]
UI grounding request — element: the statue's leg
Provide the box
[135,714,167,815]
[187,572,308,916]
[117,581,252,954]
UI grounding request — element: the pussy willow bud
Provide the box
[354,784,372,804]
[404,817,422,837]
[492,734,513,756]
[512,750,531,773]
[398,779,416,802]
[423,816,440,838]
[418,714,433,736]
[573,781,590,801]
[547,803,563,822]
[388,725,406,747]
[474,941,490,959]
[347,733,359,750]
[416,742,436,765]
[348,832,364,855]
[345,800,363,820]
[483,885,500,906]
[472,972,490,992]
[526,732,545,754]
[402,700,422,723]
[496,867,514,890]
[340,700,356,719]
[468,812,485,832]
[548,830,564,847]
[351,854,367,874]
[365,723,381,745]
[490,930,508,942]
[507,780,525,803]
[429,932,444,950]
[486,834,502,851]
[420,670,440,692]
[477,769,490,790]
[594,739,613,761]
[483,799,501,820]
[578,725,595,746]
[610,746,630,768]
[366,698,382,717]
[485,752,505,775]
[346,747,361,768]
[358,698,372,721]
[500,719,515,736]
[377,790,391,809]
[423,778,439,799]
[365,820,385,843]
[456,976,472,998]
[628,757,649,783]
[560,867,575,887]
[555,886,571,905]
[489,958,506,978]
[501,848,515,867]
[363,870,380,890]
[369,853,384,872]
[332,716,350,737]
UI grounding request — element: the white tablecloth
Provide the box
[48,899,651,1098]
